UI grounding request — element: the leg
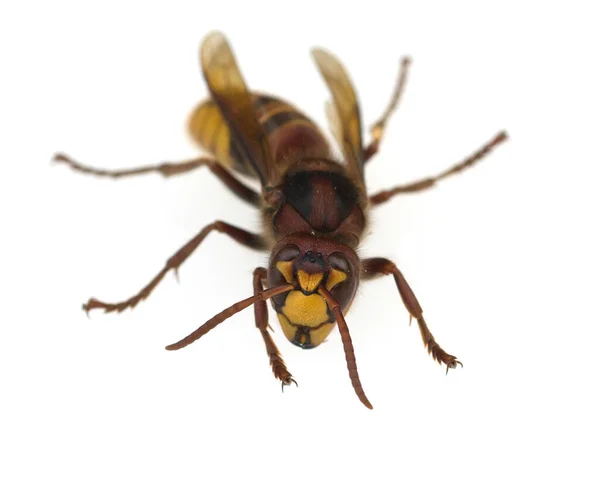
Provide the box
[253,268,296,389]
[84,221,266,314]
[361,257,462,372]
[53,153,260,206]
[369,131,508,205]
[364,57,412,163]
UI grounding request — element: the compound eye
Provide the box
[275,245,300,262]
[329,252,350,272]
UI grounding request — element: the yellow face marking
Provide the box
[298,333,307,345]
[297,270,323,293]
[276,261,294,284]
[277,313,298,343]
[308,323,335,347]
[281,291,329,327]
[326,269,347,290]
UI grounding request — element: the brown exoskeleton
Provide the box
[55,32,507,408]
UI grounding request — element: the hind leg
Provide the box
[364,57,412,163]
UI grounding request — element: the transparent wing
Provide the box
[312,48,365,185]
[201,32,276,186]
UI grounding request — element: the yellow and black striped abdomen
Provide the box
[188,94,329,178]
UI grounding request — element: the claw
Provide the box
[83,297,102,313]
[445,359,463,375]
[82,303,91,318]
[281,377,298,392]
[81,297,135,314]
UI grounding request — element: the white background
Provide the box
[1,1,599,500]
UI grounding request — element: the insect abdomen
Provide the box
[189,94,329,177]
[188,99,233,169]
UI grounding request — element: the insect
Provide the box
[55,32,507,409]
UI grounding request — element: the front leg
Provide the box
[85,221,266,314]
[253,268,297,389]
[361,257,462,372]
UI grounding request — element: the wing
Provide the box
[200,32,276,186]
[312,48,365,186]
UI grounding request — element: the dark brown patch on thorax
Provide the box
[280,171,359,233]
